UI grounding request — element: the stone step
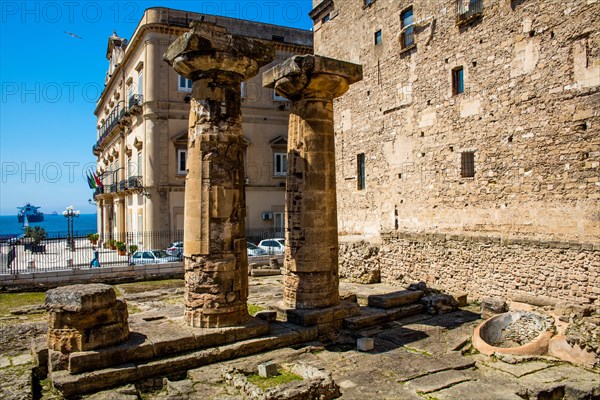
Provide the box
[363,290,424,309]
[67,315,270,374]
[343,303,425,331]
[51,322,318,398]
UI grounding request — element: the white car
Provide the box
[130,250,180,265]
[258,238,285,255]
[247,242,267,257]
[166,241,183,259]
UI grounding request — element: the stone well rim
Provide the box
[473,311,554,356]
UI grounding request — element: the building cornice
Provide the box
[96,7,313,115]
[309,0,334,21]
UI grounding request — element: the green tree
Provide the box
[24,226,47,244]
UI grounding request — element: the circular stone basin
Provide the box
[473,311,554,356]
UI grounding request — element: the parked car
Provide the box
[257,238,285,255]
[247,242,267,257]
[166,241,183,259]
[130,250,180,265]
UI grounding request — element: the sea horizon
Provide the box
[0,213,98,236]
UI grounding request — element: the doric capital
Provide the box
[263,55,363,101]
[164,21,275,81]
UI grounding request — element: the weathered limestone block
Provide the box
[165,21,274,328]
[481,297,509,319]
[421,293,459,315]
[263,55,362,309]
[45,284,129,353]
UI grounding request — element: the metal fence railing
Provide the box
[0,230,183,275]
[0,227,285,275]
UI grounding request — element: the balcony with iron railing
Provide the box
[128,94,143,109]
[92,176,144,199]
[93,95,144,156]
[127,176,143,189]
[456,0,483,25]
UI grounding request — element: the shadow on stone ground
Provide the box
[0,276,598,399]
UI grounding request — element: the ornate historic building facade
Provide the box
[310,0,599,304]
[93,7,312,244]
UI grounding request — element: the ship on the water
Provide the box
[17,203,44,223]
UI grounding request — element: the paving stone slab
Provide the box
[480,359,557,378]
[0,356,10,369]
[387,351,475,382]
[83,384,138,400]
[10,353,32,366]
[517,363,600,387]
[406,368,478,394]
[434,380,525,400]
[0,361,33,400]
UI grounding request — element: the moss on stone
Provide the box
[246,370,303,390]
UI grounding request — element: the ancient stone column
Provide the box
[165,22,274,328]
[263,55,363,309]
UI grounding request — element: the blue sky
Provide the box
[0,1,313,216]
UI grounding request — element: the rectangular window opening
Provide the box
[322,13,330,24]
[137,151,143,177]
[177,149,187,175]
[178,75,192,92]
[137,72,143,96]
[374,30,383,45]
[274,153,287,176]
[461,151,475,178]
[357,153,366,190]
[452,66,464,95]
[401,7,414,49]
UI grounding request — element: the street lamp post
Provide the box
[63,205,80,251]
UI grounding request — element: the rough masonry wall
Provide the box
[315,0,599,242]
[339,234,600,305]
[312,0,600,303]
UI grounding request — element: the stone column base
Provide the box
[46,284,129,354]
[275,301,360,337]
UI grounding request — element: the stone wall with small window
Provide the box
[313,0,599,242]
[311,0,600,303]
